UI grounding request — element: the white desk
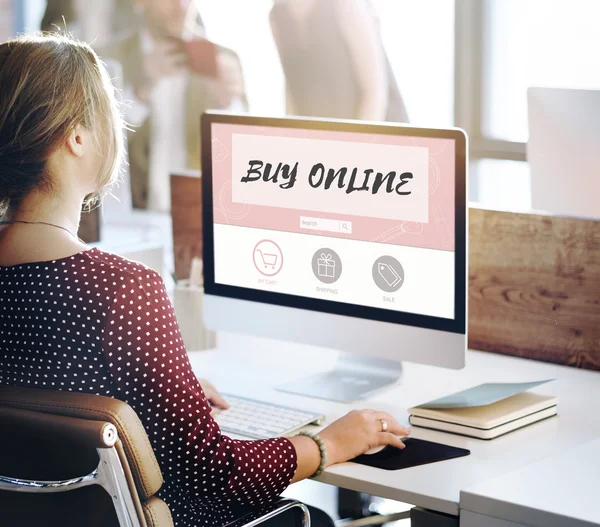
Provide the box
[188,333,600,521]
[460,438,600,527]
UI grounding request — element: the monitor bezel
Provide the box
[202,112,467,335]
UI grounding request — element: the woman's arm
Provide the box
[288,436,321,482]
[337,0,388,121]
[101,267,410,507]
[288,409,411,483]
[101,269,297,508]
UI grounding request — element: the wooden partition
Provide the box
[170,172,202,280]
[167,178,600,371]
[468,208,600,371]
[78,207,100,243]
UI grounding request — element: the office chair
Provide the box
[0,386,310,527]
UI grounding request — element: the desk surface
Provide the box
[188,333,600,517]
[461,438,600,527]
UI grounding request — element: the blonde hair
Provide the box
[0,33,124,217]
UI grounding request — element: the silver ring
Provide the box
[380,419,388,432]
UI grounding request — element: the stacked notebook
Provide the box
[409,380,558,440]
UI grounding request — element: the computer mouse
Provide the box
[364,445,386,455]
[364,438,409,455]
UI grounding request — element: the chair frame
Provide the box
[224,499,311,527]
[0,422,144,527]
[0,421,310,527]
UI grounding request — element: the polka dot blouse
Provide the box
[0,247,297,526]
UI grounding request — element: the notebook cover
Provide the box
[410,393,558,429]
[416,380,554,409]
[409,405,558,440]
[352,438,470,470]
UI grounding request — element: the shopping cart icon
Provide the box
[253,240,284,277]
[256,249,278,270]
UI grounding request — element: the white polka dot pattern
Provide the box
[0,248,297,526]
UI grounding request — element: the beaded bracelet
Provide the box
[296,431,328,478]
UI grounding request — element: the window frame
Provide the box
[454,0,527,162]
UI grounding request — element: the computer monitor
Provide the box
[202,113,467,402]
[528,87,600,220]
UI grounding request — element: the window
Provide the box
[454,0,600,208]
[0,1,11,42]
[457,0,600,157]
[202,0,456,126]
[484,0,600,143]
[21,0,46,33]
[372,0,455,126]
[201,0,286,115]
[9,0,456,125]
[6,0,593,212]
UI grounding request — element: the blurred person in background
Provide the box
[41,0,123,45]
[100,0,248,211]
[270,0,408,123]
[41,0,74,32]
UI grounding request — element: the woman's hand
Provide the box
[197,378,230,414]
[319,410,411,466]
[135,40,187,104]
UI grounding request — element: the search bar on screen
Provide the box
[300,217,353,234]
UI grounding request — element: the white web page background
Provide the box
[214,224,455,320]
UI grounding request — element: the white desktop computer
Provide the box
[201,113,467,402]
[527,87,600,220]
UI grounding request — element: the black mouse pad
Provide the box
[352,438,470,470]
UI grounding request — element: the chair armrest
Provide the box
[0,406,117,449]
[223,498,310,527]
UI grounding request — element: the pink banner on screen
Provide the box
[211,123,455,252]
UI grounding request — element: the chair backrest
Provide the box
[0,386,173,527]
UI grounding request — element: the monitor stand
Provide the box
[277,354,403,403]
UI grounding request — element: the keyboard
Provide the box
[214,394,325,439]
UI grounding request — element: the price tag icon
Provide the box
[372,256,404,292]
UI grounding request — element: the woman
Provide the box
[270,0,409,122]
[0,34,410,527]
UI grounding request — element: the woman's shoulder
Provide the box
[82,247,163,285]
[83,248,170,318]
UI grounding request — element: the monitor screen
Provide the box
[203,115,466,334]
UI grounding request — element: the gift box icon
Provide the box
[317,253,335,278]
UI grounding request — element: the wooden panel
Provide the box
[170,172,202,280]
[468,208,600,371]
[166,189,600,370]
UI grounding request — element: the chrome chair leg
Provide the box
[335,511,411,526]
[224,498,311,527]
[0,445,142,527]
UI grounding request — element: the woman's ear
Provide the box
[66,125,85,158]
